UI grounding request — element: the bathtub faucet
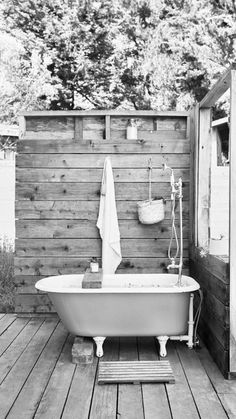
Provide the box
[167,259,179,271]
[167,259,183,287]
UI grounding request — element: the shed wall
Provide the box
[15,111,190,313]
[190,247,229,377]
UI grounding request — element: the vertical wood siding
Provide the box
[15,112,190,313]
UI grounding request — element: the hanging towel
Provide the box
[97,157,122,274]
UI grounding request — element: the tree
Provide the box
[0,32,57,123]
[0,0,235,122]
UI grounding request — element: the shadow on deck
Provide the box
[0,313,236,419]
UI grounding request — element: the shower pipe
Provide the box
[162,163,183,286]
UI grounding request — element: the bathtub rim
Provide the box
[35,273,200,294]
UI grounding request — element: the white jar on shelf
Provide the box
[90,259,99,272]
[126,119,138,140]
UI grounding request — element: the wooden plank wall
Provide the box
[190,247,229,377]
[15,111,190,313]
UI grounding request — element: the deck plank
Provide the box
[89,338,119,419]
[0,317,44,384]
[0,313,6,320]
[6,322,68,419]
[34,335,75,419]
[177,343,228,419]
[0,319,236,419]
[0,317,58,419]
[0,317,29,357]
[0,313,17,336]
[217,394,236,418]
[165,343,200,419]
[117,337,144,419]
[197,345,236,393]
[138,337,172,419]
[62,353,98,419]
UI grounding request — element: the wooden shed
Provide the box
[15,66,236,378]
[190,66,236,378]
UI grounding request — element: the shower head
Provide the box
[162,163,172,172]
[162,163,175,186]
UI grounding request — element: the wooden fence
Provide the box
[15,110,190,313]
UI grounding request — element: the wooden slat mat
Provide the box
[98,360,175,384]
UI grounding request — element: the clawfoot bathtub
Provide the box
[35,273,200,358]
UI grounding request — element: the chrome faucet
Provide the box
[167,259,180,271]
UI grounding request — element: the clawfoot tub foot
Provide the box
[157,336,169,357]
[93,337,106,357]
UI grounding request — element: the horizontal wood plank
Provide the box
[15,294,54,313]
[200,288,229,326]
[198,318,229,377]
[21,110,190,117]
[190,260,229,305]
[190,245,229,283]
[26,128,187,141]
[16,219,189,239]
[15,200,189,220]
[26,116,74,132]
[16,182,189,201]
[15,238,189,257]
[14,259,190,292]
[199,303,229,350]
[16,152,190,168]
[81,116,187,131]
[17,138,190,154]
[16,168,190,183]
[17,138,190,153]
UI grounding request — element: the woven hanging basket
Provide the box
[137,159,165,224]
[137,198,165,224]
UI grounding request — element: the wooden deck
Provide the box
[0,314,236,419]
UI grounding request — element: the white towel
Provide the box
[96,157,122,274]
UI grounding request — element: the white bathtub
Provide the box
[35,273,200,357]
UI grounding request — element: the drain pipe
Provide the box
[177,177,183,286]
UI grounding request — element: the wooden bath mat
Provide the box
[98,360,175,384]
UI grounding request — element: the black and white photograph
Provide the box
[0,1,236,418]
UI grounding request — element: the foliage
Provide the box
[0,32,57,123]
[0,136,17,151]
[0,0,235,121]
[0,239,15,312]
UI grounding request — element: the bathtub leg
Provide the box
[93,337,106,358]
[157,336,169,357]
